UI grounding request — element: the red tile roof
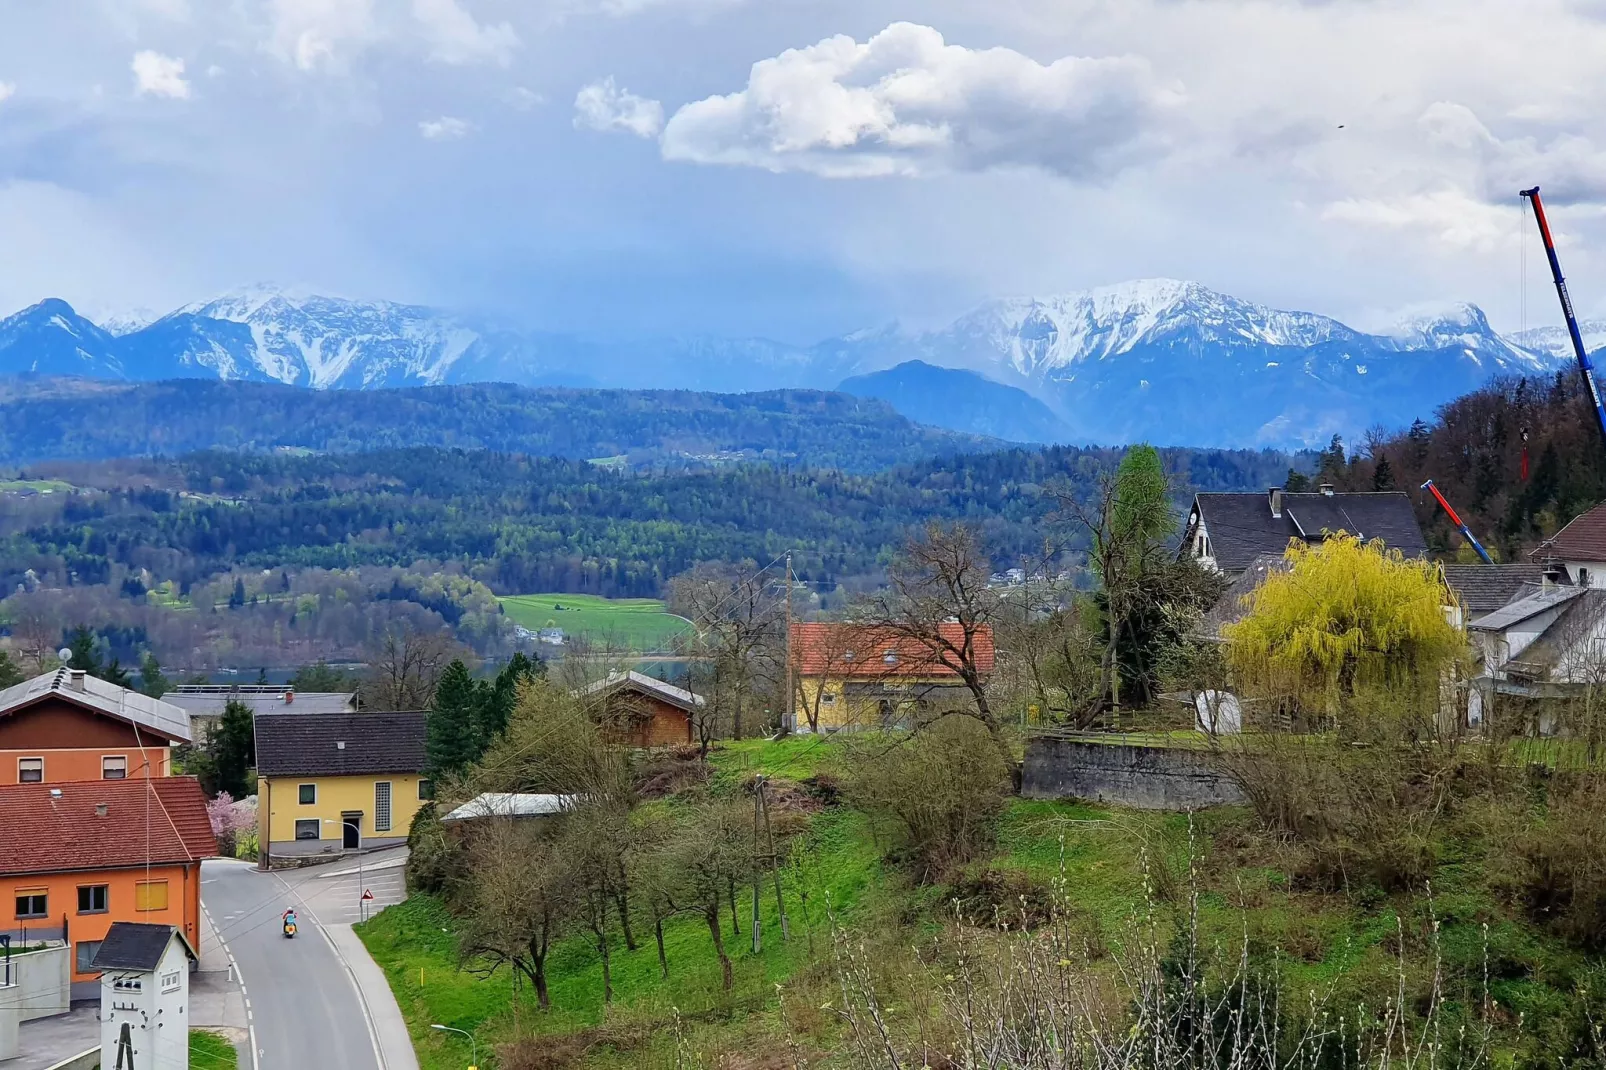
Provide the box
[789,622,995,678]
[0,776,218,877]
[1544,502,1606,563]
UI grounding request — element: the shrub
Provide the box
[1494,774,1606,951]
[846,716,1011,883]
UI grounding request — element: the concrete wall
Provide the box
[1021,737,1245,810]
[43,1050,99,1070]
[0,944,70,1022]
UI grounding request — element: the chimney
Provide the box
[1543,563,1566,587]
[284,688,295,704]
[68,668,87,691]
[95,803,109,818]
[1268,487,1284,518]
[1319,483,1336,497]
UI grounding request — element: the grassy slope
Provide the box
[359,738,1587,1069]
[498,594,692,652]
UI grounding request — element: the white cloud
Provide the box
[1321,190,1520,252]
[0,83,14,104]
[506,86,543,111]
[574,76,663,138]
[412,0,519,66]
[265,0,377,72]
[419,115,473,139]
[131,51,191,99]
[657,22,1181,179]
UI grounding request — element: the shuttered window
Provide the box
[134,881,169,911]
[374,781,392,833]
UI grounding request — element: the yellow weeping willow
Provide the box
[1223,533,1466,714]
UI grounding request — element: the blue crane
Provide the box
[1521,186,1606,452]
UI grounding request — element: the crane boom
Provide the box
[1421,479,1493,564]
[1520,186,1606,453]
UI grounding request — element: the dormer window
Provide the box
[842,651,855,661]
[883,652,899,665]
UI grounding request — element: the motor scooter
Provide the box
[283,913,298,938]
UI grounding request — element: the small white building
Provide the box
[94,922,197,1070]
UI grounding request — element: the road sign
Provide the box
[361,889,374,901]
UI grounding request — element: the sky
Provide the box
[3,0,1606,343]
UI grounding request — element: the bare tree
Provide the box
[458,817,569,1010]
[668,561,785,744]
[361,623,461,710]
[864,521,1002,735]
[791,618,864,733]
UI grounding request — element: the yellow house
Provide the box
[790,622,996,732]
[253,710,429,866]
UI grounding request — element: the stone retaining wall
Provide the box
[1021,737,1245,810]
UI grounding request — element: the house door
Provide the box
[341,812,362,850]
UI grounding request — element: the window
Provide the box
[882,651,899,665]
[821,692,836,705]
[76,940,103,974]
[102,755,127,779]
[1581,568,1593,588]
[418,779,434,801]
[295,819,320,840]
[77,885,108,914]
[298,783,317,805]
[18,757,42,783]
[15,890,47,918]
[134,880,168,912]
[374,781,393,833]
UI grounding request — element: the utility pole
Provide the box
[784,552,795,734]
[751,776,763,954]
[760,777,789,940]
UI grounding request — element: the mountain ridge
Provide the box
[0,281,1579,449]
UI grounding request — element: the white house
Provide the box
[1466,583,1606,730]
[1535,501,1606,587]
[94,922,197,1070]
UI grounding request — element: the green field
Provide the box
[500,593,692,651]
[0,478,73,494]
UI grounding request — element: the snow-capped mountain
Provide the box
[1510,321,1606,362]
[814,281,1568,447]
[0,280,1576,449]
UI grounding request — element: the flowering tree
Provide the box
[207,791,258,857]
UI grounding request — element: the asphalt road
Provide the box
[202,860,385,1070]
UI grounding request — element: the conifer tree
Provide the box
[428,659,482,776]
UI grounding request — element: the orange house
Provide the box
[0,776,216,997]
[0,668,191,785]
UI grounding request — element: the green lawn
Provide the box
[499,593,692,652]
[190,1029,239,1069]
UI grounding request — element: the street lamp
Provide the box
[430,1024,477,1070]
[320,817,366,922]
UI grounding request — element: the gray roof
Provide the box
[0,668,191,743]
[1190,491,1427,573]
[577,671,705,712]
[255,710,427,778]
[440,792,579,824]
[91,922,196,971]
[1503,589,1606,677]
[1439,564,1554,619]
[1467,583,1587,632]
[1201,553,1290,639]
[164,687,357,719]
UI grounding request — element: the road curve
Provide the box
[202,859,383,1070]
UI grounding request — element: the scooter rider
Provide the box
[282,907,298,936]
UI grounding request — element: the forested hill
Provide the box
[6,444,1302,598]
[1321,371,1606,560]
[0,376,1001,471]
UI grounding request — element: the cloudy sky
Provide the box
[3,0,1605,342]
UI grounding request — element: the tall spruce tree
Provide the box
[211,699,256,799]
[427,660,482,777]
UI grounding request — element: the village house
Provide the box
[1182,485,1427,578]
[0,776,215,999]
[1466,581,1606,731]
[1533,501,1606,587]
[0,668,190,786]
[576,671,703,748]
[254,710,428,866]
[163,683,358,744]
[790,621,995,732]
